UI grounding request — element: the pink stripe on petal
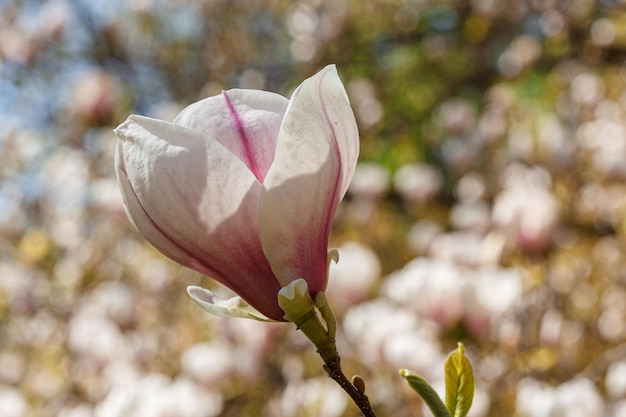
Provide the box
[174,89,288,183]
[223,90,262,182]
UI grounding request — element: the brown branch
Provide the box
[322,353,377,417]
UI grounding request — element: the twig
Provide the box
[322,351,377,417]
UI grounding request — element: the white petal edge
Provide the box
[187,286,272,322]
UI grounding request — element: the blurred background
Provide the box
[2,0,626,416]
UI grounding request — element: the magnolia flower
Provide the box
[114,65,359,322]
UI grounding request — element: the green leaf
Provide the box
[399,369,451,417]
[444,343,475,417]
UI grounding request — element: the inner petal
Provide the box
[174,89,289,182]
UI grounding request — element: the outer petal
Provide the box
[114,115,284,320]
[186,286,272,321]
[259,65,359,291]
[173,89,289,182]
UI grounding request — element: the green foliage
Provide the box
[400,369,451,417]
[401,343,475,417]
[445,343,475,417]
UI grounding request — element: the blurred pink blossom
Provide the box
[516,378,605,417]
[382,257,522,337]
[493,165,560,252]
[393,163,443,205]
[327,241,381,312]
[95,374,223,417]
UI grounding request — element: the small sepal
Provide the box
[277,278,316,323]
[315,292,337,338]
[327,249,339,267]
[277,279,338,362]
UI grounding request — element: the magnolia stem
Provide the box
[278,283,377,416]
[321,348,377,417]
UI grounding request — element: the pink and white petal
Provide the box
[115,115,285,320]
[259,65,359,292]
[174,89,289,182]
